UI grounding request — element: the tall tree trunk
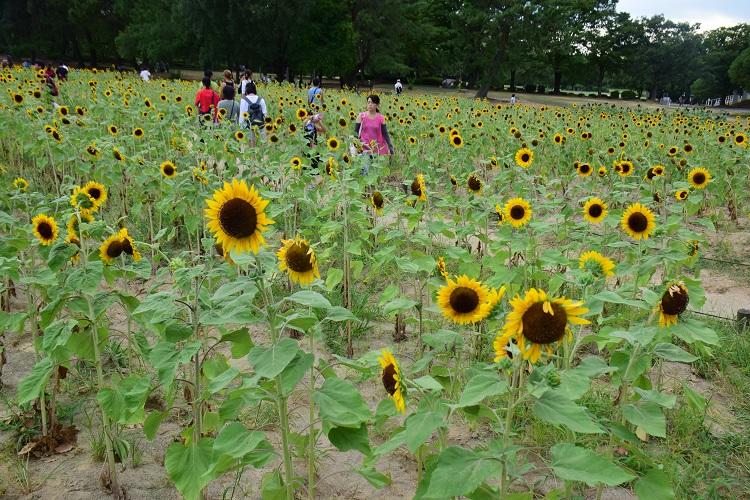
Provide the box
[553,69,562,95]
[597,63,605,96]
[85,30,97,67]
[510,69,516,91]
[475,19,511,99]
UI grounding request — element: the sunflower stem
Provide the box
[307,316,316,500]
[500,358,522,498]
[27,289,48,438]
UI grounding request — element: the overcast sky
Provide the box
[616,0,750,31]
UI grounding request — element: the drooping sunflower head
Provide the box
[65,233,81,263]
[371,191,384,215]
[504,197,532,228]
[579,250,615,277]
[494,204,505,225]
[437,275,502,325]
[583,197,607,224]
[675,189,689,201]
[598,166,607,177]
[13,177,29,192]
[657,281,689,327]
[500,288,589,364]
[411,174,427,201]
[32,214,58,245]
[450,175,458,189]
[66,211,94,238]
[514,147,533,168]
[436,256,448,279]
[160,160,176,178]
[621,203,655,240]
[277,237,320,286]
[466,174,482,194]
[688,167,710,189]
[205,178,274,255]
[82,181,107,209]
[70,186,98,211]
[118,228,141,262]
[377,349,405,414]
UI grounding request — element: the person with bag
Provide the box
[239,81,267,146]
[195,76,219,125]
[307,78,324,109]
[217,84,239,123]
[354,94,394,174]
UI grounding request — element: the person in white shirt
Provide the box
[510,93,517,105]
[139,68,151,81]
[394,79,403,95]
[239,81,267,146]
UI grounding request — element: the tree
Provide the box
[700,24,750,96]
[583,9,639,95]
[729,47,750,91]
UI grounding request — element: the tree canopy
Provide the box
[0,0,747,99]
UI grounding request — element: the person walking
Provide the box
[195,76,219,124]
[354,94,394,174]
[239,70,254,95]
[394,79,403,95]
[220,69,234,92]
[239,81,267,146]
[139,66,151,81]
[217,84,239,123]
[308,78,324,108]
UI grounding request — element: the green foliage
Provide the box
[729,47,750,91]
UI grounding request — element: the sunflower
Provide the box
[494,204,505,225]
[504,197,532,228]
[378,350,405,414]
[86,144,100,158]
[579,250,615,277]
[132,127,144,139]
[326,136,340,151]
[598,166,607,177]
[437,275,504,325]
[205,179,274,255]
[277,237,320,286]
[450,175,458,189]
[289,156,303,170]
[371,191,384,215]
[70,186,98,211]
[494,288,589,364]
[411,174,427,201]
[161,160,177,178]
[577,163,592,177]
[65,233,81,263]
[675,189,689,201]
[293,107,308,120]
[12,93,23,105]
[621,203,655,240]
[466,174,482,194]
[66,211,94,238]
[118,228,141,262]
[234,130,245,142]
[616,160,633,177]
[657,281,689,327]
[450,134,464,148]
[514,148,533,168]
[107,124,118,136]
[32,214,58,245]
[583,197,607,224]
[436,256,448,279]
[553,133,565,145]
[688,167,710,189]
[667,146,678,156]
[13,177,29,192]
[733,133,747,147]
[113,148,125,162]
[100,232,124,264]
[82,181,107,209]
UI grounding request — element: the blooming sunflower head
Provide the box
[514,148,533,168]
[579,250,615,277]
[450,134,463,148]
[32,214,58,245]
[82,181,107,209]
[290,156,302,170]
[466,174,482,194]
[204,179,274,255]
[378,349,406,414]
[504,197,532,228]
[371,191,384,215]
[13,177,29,192]
[688,167,710,189]
[437,275,504,325]
[411,174,427,201]
[577,163,592,177]
[657,281,689,327]
[583,197,607,224]
[277,237,320,286]
[498,288,589,364]
[621,203,655,240]
[675,189,689,201]
[160,160,176,178]
[326,136,340,151]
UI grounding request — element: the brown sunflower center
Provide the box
[627,212,648,233]
[737,135,745,143]
[382,364,398,395]
[661,287,689,315]
[692,172,706,185]
[521,301,568,344]
[164,165,175,176]
[521,153,530,162]
[449,286,480,314]
[588,204,603,218]
[37,222,53,240]
[121,237,134,256]
[411,179,422,196]
[510,205,526,220]
[285,243,314,273]
[219,198,257,238]
[468,176,481,191]
[373,192,384,208]
[88,187,101,200]
[580,164,590,174]
[106,240,123,258]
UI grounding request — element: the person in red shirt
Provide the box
[194,76,219,124]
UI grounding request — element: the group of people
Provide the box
[193,69,395,175]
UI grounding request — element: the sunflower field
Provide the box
[1,67,750,499]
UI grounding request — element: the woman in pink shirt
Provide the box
[355,95,394,156]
